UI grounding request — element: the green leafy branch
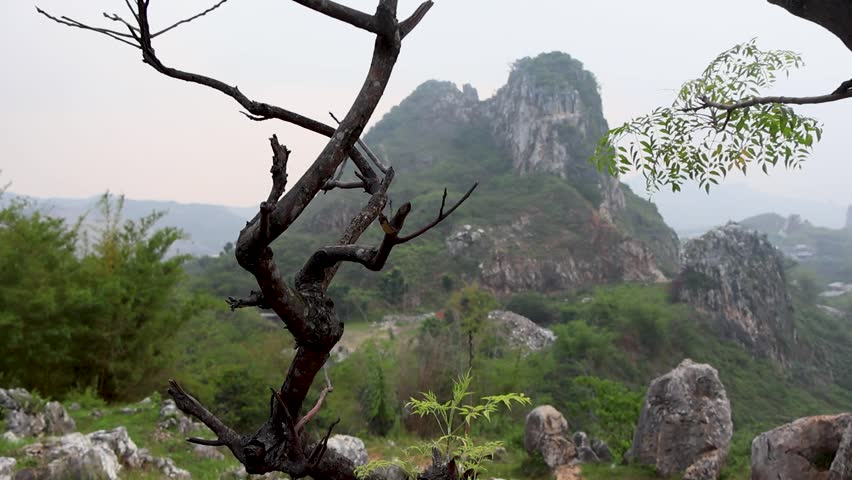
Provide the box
[355,371,531,480]
[593,39,824,193]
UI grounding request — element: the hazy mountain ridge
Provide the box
[625,177,851,236]
[344,51,680,297]
[2,193,252,257]
[740,211,852,284]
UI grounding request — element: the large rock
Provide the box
[1,457,17,480]
[192,443,225,460]
[22,432,121,480]
[488,310,555,352]
[0,389,75,438]
[327,435,369,467]
[751,413,852,480]
[524,405,576,468]
[572,432,599,464]
[159,399,202,434]
[629,359,732,479]
[673,223,795,364]
[20,427,190,480]
[42,403,75,436]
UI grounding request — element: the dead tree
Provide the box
[38,1,476,478]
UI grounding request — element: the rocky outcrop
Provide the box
[159,399,203,434]
[673,223,795,364]
[524,406,576,468]
[487,53,609,182]
[571,432,610,464]
[751,413,852,480]
[327,435,368,467]
[476,213,668,295]
[18,427,191,480]
[487,310,555,352]
[1,458,16,480]
[192,444,225,460]
[0,389,75,438]
[355,52,680,297]
[629,359,733,479]
[445,225,485,256]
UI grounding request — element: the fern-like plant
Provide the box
[355,371,531,480]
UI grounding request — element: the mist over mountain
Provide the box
[2,193,252,257]
[624,177,850,236]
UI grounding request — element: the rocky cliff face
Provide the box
[673,223,795,364]
[318,52,681,298]
[486,53,609,181]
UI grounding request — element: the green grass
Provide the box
[66,400,239,480]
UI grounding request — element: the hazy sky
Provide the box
[1,0,850,207]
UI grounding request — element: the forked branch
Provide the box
[687,77,852,112]
[299,183,478,287]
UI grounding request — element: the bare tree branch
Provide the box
[167,380,246,463]
[330,112,389,174]
[290,0,386,35]
[102,12,141,36]
[295,366,333,433]
[400,0,434,39]
[36,8,141,48]
[768,0,852,52]
[322,180,368,191]
[151,0,230,38]
[266,134,290,205]
[396,183,478,243]
[226,290,269,311]
[833,78,852,94]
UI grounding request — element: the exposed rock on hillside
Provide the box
[524,405,575,468]
[488,310,555,352]
[326,435,368,467]
[0,458,16,480]
[350,51,680,297]
[159,398,203,434]
[17,427,190,480]
[628,359,732,480]
[0,389,75,439]
[487,53,609,183]
[673,223,795,364]
[751,413,852,480]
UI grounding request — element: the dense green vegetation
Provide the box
[2,189,852,479]
[0,193,195,400]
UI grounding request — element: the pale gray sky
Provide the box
[1,1,849,207]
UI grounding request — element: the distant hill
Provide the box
[740,212,852,284]
[3,194,253,257]
[284,53,677,300]
[624,178,850,236]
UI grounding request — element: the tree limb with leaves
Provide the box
[595,0,852,193]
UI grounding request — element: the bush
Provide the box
[213,367,270,432]
[505,292,560,326]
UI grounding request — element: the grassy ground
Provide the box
[1,393,240,480]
